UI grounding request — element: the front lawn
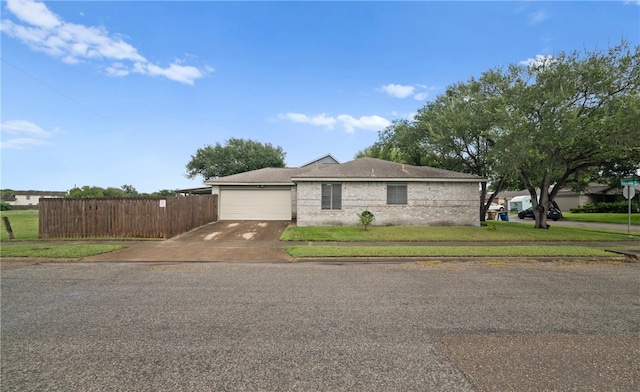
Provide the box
[1,244,127,258]
[283,245,616,258]
[562,212,640,225]
[281,222,640,242]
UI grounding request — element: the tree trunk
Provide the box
[533,176,552,229]
[479,182,488,223]
[520,172,551,229]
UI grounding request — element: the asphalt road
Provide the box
[2,261,639,391]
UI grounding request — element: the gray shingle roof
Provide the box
[204,167,316,184]
[292,157,485,181]
[204,157,485,185]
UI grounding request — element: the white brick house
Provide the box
[292,158,484,226]
[205,157,485,226]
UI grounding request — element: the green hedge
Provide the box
[570,201,639,213]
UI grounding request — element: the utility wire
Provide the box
[1,57,122,128]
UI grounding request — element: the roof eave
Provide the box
[205,182,295,186]
[292,177,486,183]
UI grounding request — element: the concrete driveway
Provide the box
[82,221,293,262]
[173,220,291,242]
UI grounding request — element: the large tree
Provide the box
[413,71,517,221]
[496,42,640,228]
[359,72,512,222]
[359,42,639,228]
[186,138,286,180]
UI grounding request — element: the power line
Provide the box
[1,57,123,128]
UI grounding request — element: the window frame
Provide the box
[387,183,408,205]
[321,183,342,210]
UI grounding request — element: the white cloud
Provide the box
[1,137,51,149]
[529,10,549,24]
[380,84,415,99]
[1,0,210,85]
[0,120,55,149]
[278,112,390,133]
[105,62,130,77]
[277,113,337,129]
[519,54,555,67]
[380,83,437,100]
[413,92,428,101]
[6,0,60,29]
[0,119,53,137]
[336,114,390,133]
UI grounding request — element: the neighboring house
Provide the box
[498,183,636,212]
[2,190,66,209]
[205,157,486,226]
[553,184,622,211]
[299,153,340,167]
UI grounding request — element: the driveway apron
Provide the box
[82,221,293,262]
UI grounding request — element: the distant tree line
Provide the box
[65,185,178,198]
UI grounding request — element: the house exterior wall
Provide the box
[7,192,66,207]
[291,186,298,219]
[296,181,480,227]
[554,194,601,211]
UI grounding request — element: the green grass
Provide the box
[0,210,39,241]
[562,212,640,225]
[1,244,127,258]
[281,222,640,242]
[283,245,616,258]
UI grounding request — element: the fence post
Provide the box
[3,216,15,239]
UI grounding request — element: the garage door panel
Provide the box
[220,189,291,220]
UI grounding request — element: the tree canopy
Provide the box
[185,138,286,180]
[359,41,640,228]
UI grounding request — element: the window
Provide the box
[321,183,342,210]
[387,183,407,205]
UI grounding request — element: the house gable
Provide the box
[299,153,340,168]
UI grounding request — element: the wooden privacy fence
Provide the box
[39,195,218,239]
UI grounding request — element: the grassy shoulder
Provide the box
[1,210,39,241]
[1,244,127,258]
[562,212,640,225]
[1,211,131,258]
[281,222,640,242]
[283,245,617,258]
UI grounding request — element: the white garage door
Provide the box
[219,189,292,220]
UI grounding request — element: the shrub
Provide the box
[0,201,11,211]
[356,210,375,231]
[571,201,639,213]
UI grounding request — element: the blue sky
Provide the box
[1,0,639,193]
